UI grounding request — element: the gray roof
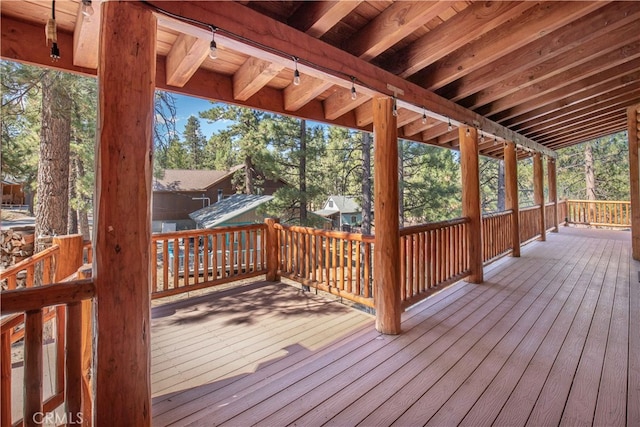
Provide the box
[189,194,273,228]
[328,195,360,214]
[153,165,243,192]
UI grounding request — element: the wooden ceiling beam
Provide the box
[283,74,333,112]
[146,1,555,157]
[347,1,454,61]
[409,1,606,91]
[443,4,640,104]
[549,127,627,150]
[386,1,535,78]
[545,121,627,149]
[355,102,373,127]
[502,78,640,128]
[492,67,640,123]
[421,122,450,142]
[165,33,210,87]
[479,47,640,117]
[402,116,437,138]
[323,87,369,120]
[72,0,101,69]
[288,1,363,38]
[396,109,422,128]
[516,88,640,134]
[534,112,626,145]
[233,57,285,101]
[526,106,631,141]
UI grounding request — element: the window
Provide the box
[351,215,357,224]
[328,200,334,208]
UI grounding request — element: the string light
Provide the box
[209,26,218,59]
[480,130,485,143]
[293,57,301,86]
[466,127,470,137]
[392,96,398,117]
[81,0,94,17]
[350,76,357,100]
[448,118,453,132]
[46,0,60,61]
[422,107,427,125]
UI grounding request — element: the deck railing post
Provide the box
[533,152,546,242]
[372,96,401,334]
[460,125,483,283]
[629,104,640,260]
[504,142,520,257]
[548,157,558,232]
[53,235,84,281]
[265,218,280,282]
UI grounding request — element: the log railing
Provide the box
[482,210,513,263]
[151,224,268,299]
[274,223,375,308]
[519,205,542,242]
[557,199,568,226]
[1,235,90,427]
[400,218,470,310]
[565,199,631,227]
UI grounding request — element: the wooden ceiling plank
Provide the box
[72,0,101,69]
[387,1,535,78]
[233,57,285,101]
[409,1,608,91]
[421,122,450,141]
[355,102,374,127]
[166,33,210,87]
[535,113,626,145]
[479,46,640,117]
[545,121,627,149]
[323,87,370,120]
[348,1,454,61]
[526,106,631,140]
[515,87,640,133]
[283,74,334,111]
[288,1,363,38]
[502,78,640,128]
[492,68,640,124]
[520,93,640,137]
[396,109,422,128]
[444,4,640,104]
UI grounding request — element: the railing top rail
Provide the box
[0,244,60,279]
[274,223,375,243]
[482,210,514,219]
[152,223,267,240]
[566,199,630,204]
[545,202,556,207]
[0,279,95,314]
[400,217,470,236]
[519,205,542,212]
[0,312,24,330]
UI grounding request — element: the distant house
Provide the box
[189,194,273,228]
[314,195,362,229]
[152,165,285,231]
[1,176,26,207]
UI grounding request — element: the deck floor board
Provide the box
[150,229,638,427]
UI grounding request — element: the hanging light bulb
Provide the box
[421,108,427,125]
[293,57,301,86]
[46,0,60,61]
[466,127,470,137]
[209,27,218,60]
[480,130,485,143]
[81,0,94,17]
[350,77,357,100]
[448,118,452,132]
[392,96,398,117]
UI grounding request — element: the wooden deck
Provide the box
[151,228,639,426]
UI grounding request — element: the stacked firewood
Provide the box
[1,227,35,270]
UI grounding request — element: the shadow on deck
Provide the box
[151,228,639,426]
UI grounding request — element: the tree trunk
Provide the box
[244,155,255,194]
[68,156,78,234]
[497,159,506,211]
[585,142,596,200]
[36,71,71,252]
[76,159,91,240]
[361,132,372,235]
[299,119,307,225]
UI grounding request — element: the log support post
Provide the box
[504,142,520,257]
[533,152,546,241]
[95,2,155,425]
[629,104,640,260]
[53,235,84,281]
[548,157,558,233]
[373,97,401,335]
[460,126,483,283]
[265,218,280,282]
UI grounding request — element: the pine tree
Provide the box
[182,115,207,169]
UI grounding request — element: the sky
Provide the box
[172,94,229,138]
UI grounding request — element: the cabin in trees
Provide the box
[152,165,286,230]
[0,1,639,426]
[314,195,363,230]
